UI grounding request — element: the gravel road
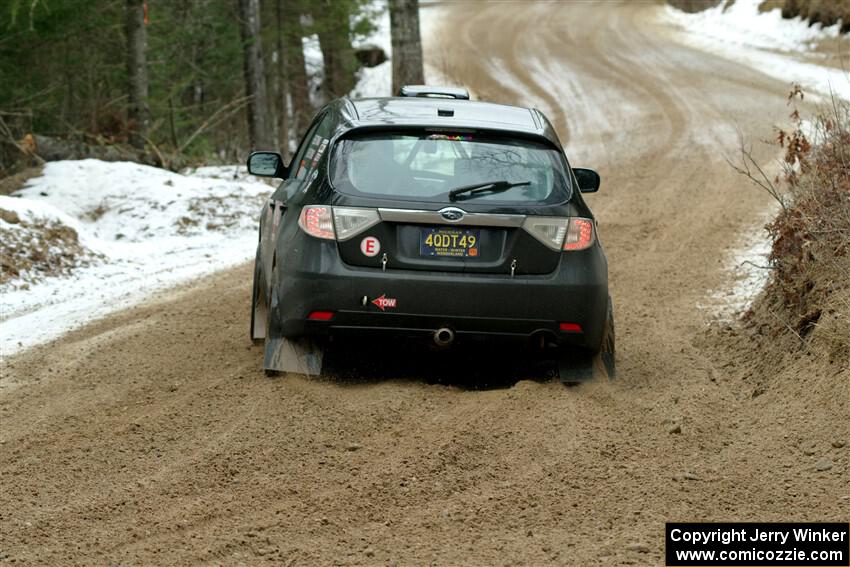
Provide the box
[1,2,846,565]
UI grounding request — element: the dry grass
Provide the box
[743,88,850,364]
[779,0,850,32]
[0,211,102,288]
[758,0,785,13]
[0,166,43,196]
[667,0,723,13]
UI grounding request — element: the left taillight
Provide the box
[298,206,335,240]
[298,206,381,241]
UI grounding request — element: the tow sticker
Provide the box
[371,294,397,311]
[360,236,381,257]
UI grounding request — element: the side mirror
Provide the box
[247,151,287,178]
[572,167,600,193]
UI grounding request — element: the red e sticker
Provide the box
[360,236,380,257]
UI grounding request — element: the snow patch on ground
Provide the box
[0,160,271,356]
[663,0,850,101]
[699,206,777,320]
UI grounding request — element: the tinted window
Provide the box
[291,114,333,181]
[330,131,571,204]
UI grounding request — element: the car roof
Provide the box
[327,96,564,150]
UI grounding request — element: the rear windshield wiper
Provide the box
[448,180,531,201]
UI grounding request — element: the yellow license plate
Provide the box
[420,228,480,258]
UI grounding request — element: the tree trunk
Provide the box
[390,0,424,96]
[283,0,311,143]
[273,0,287,156]
[126,0,150,150]
[239,0,274,150]
[314,0,357,101]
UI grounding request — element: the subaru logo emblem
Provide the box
[439,207,465,222]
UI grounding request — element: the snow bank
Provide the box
[0,160,271,355]
[663,0,850,101]
[668,0,842,51]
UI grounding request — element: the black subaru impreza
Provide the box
[247,86,614,382]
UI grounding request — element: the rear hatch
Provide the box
[326,129,578,275]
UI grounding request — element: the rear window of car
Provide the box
[329,130,571,204]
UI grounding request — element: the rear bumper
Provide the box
[272,238,608,350]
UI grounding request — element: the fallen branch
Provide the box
[177,95,251,155]
[0,115,46,165]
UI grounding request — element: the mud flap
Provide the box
[263,336,324,376]
[558,354,596,384]
[250,249,267,343]
[251,281,267,342]
[558,298,615,384]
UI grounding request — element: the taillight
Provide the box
[298,206,335,239]
[563,218,594,251]
[522,217,569,250]
[298,206,381,241]
[521,216,594,251]
[332,207,381,241]
[307,310,335,321]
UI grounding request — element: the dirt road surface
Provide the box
[2,2,847,565]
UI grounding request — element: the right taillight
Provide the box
[521,217,568,250]
[563,218,595,251]
[298,206,335,240]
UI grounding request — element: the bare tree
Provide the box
[126,0,150,149]
[389,0,424,95]
[239,0,274,149]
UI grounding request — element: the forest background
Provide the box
[0,0,425,173]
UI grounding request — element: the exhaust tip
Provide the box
[433,327,455,347]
